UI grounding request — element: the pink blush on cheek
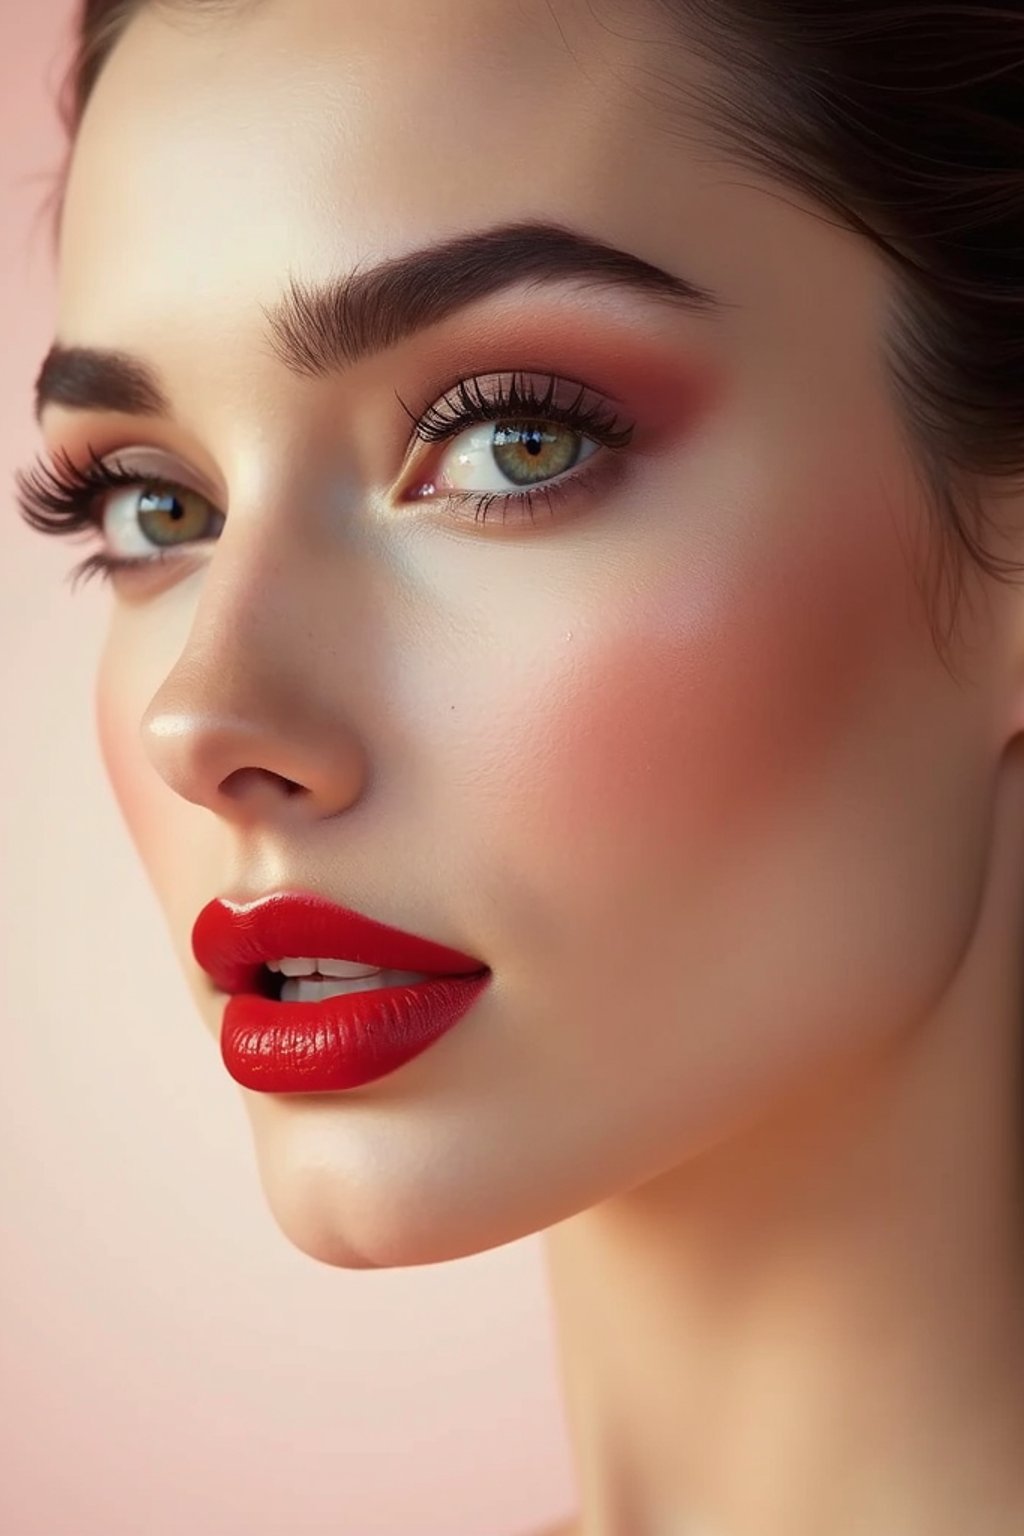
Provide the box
[510,511,905,919]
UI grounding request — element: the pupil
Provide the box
[139,489,196,543]
[140,489,184,520]
[491,421,577,486]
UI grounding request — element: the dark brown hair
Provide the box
[38,0,1024,672]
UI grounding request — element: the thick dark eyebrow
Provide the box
[33,218,725,425]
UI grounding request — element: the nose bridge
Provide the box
[139,529,370,821]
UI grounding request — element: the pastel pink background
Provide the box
[0,5,575,1531]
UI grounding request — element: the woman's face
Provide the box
[42,0,1009,1266]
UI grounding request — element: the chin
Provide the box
[243,1109,559,1271]
[258,1166,551,1271]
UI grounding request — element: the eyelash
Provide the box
[14,370,636,590]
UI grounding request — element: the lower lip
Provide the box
[218,971,492,1092]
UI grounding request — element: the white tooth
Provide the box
[278,956,317,977]
[280,969,429,1004]
[266,956,382,977]
[317,957,381,978]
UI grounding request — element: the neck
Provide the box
[543,817,1024,1536]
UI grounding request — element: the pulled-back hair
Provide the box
[36,0,1024,671]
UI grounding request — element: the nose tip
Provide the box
[140,701,367,827]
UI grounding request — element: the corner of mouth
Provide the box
[254,963,282,999]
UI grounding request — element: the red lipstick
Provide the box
[191,890,491,1093]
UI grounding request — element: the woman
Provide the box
[15,0,1024,1531]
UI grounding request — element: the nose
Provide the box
[139,545,370,829]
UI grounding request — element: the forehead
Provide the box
[59,0,698,311]
[55,0,887,444]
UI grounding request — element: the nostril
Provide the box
[220,767,305,805]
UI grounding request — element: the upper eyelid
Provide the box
[407,366,626,417]
[79,369,633,496]
[12,368,641,577]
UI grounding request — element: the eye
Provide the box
[398,370,636,528]
[15,370,638,589]
[12,444,225,590]
[430,419,601,495]
[102,482,220,560]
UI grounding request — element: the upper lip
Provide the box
[191,889,489,996]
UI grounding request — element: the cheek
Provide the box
[96,631,233,1002]
[511,538,888,893]
[441,474,980,1166]
[96,639,153,850]
[468,452,938,1004]
[95,630,207,905]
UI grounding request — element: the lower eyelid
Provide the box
[421,445,629,531]
[91,418,635,573]
[416,405,632,484]
[430,424,603,493]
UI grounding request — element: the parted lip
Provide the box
[191,889,489,996]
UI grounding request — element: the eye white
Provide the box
[433,422,599,495]
[102,485,219,560]
[100,486,161,559]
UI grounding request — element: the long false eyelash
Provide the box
[13,444,184,591]
[398,368,635,449]
[14,442,148,536]
[14,371,636,585]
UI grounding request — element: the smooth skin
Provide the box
[39,0,1024,1532]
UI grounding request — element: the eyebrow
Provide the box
[33,218,725,425]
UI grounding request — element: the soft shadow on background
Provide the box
[0,6,574,1532]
